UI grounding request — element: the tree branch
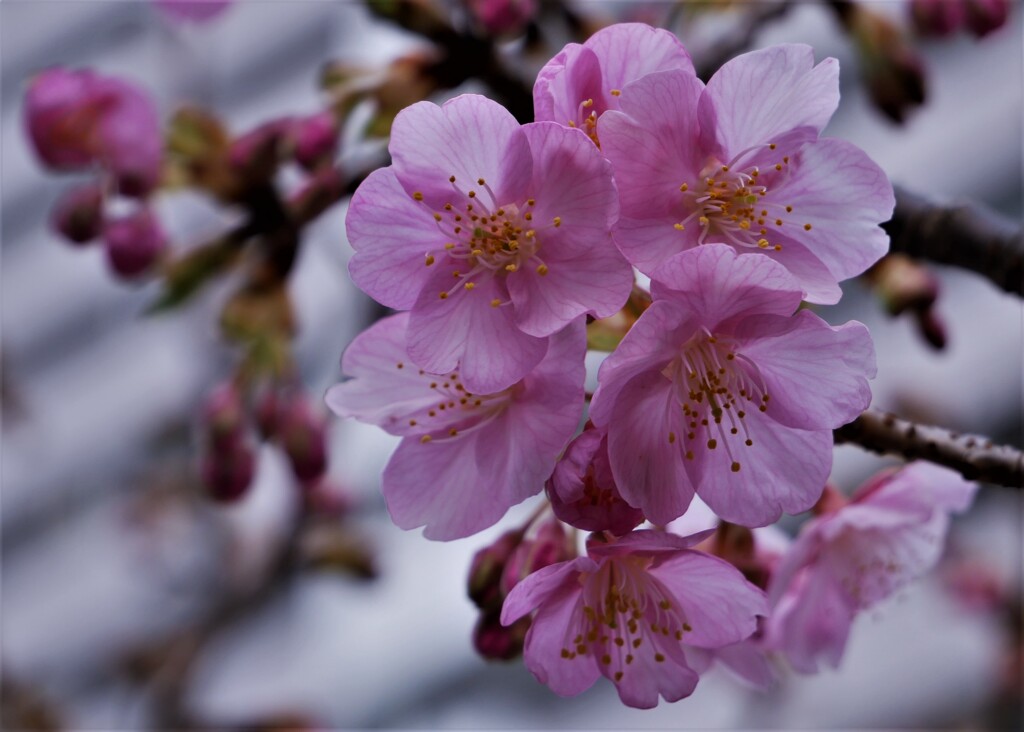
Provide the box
[887,187,1024,297]
[834,408,1023,488]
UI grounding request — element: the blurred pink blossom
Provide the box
[154,0,234,23]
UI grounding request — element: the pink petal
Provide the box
[588,529,716,559]
[346,168,447,309]
[768,138,894,287]
[714,640,777,690]
[590,300,696,426]
[649,551,767,648]
[691,411,832,527]
[734,311,876,430]
[699,45,839,159]
[605,371,696,525]
[763,236,845,305]
[521,581,603,697]
[389,95,532,210]
[610,215,699,276]
[501,556,595,625]
[856,462,976,515]
[534,44,601,126]
[585,23,695,93]
[612,633,699,709]
[768,567,854,673]
[650,245,803,329]
[406,269,547,394]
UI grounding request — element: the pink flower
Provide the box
[501,530,767,708]
[589,244,876,527]
[325,313,585,540]
[534,22,694,146]
[103,207,167,277]
[466,0,538,36]
[599,45,895,304]
[24,68,162,196]
[765,462,977,673]
[154,0,234,23]
[346,94,631,394]
[546,425,645,535]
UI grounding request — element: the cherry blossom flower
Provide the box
[534,22,693,146]
[589,244,876,527]
[347,94,630,394]
[325,313,585,540]
[501,530,767,708]
[599,45,895,303]
[546,425,645,535]
[765,462,977,673]
[153,0,234,23]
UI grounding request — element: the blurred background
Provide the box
[1,1,1021,729]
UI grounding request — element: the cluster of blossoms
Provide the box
[327,23,975,707]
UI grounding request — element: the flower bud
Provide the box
[50,183,104,245]
[200,434,256,502]
[467,529,524,611]
[501,517,575,596]
[811,483,849,516]
[847,6,927,123]
[228,118,290,181]
[154,0,234,23]
[94,77,162,197]
[916,308,948,350]
[964,0,1009,37]
[102,208,167,277]
[24,67,105,170]
[202,381,246,445]
[465,0,538,37]
[910,0,965,36]
[472,612,529,661]
[290,111,339,172]
[254,386,281,439]
[547,427,644,535]
[277,394,329,484]
[869,254,939,316]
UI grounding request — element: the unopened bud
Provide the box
[916,308,948,350]
[51,183,103,245]
[24,67,104,170]
[228,118,290,181]
[473,612,529,661]
[848,6,927,123]
[202,381,246,445]
[290,111,339,172]
[812,483,849,516]
[468,529,523,611]
[964,0,1009,37]
[154,0,235,23]
[910,0,965,36]
[94,77,162,198]
[201,434,256,502]
[465,0,538,37]
[870,254,939,316]
[501,517,574,596]
[102,208,167,277]
[277,395,329,484]
[254,386,281,439]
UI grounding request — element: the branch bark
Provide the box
[834,408,1023,488]
[887,187,1024,297]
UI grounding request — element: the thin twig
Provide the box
[834,408,1023,488]
[887,187,1023,297]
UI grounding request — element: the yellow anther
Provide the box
[568,120,576,128]
[527,199,535,206]
[775,218,783,226]
[668,432,676,444]
[444,242,455,250]
[425,254,435,266]
[553,217,562,227]
[477,178,486,185]
[654,653,665,663]
[464,282,475,291]
[786,205,793,212]
[698,216,710,226]
[449,428,458,437]
[769,143,777,150]
[680,183,689,192]
[413,191,424,201]
[471,249,483,256]
[739,221,750,230]
[524,212,532,221]
[439,292,448,300]
[731,461,741,472]
[449,175,456,183]
[536,264,548,276]
[757,238,769,248]
[610,89,621,96]
[505,263,518,272]
[420,435,432,443]
[433,213,442,222]
[674,223,686,231]
[490,299,502,308]
[468,190,476,198]
[721,165,730,172]
[775,164,783,171]
[582,98,594,108]
[803,223,813,231]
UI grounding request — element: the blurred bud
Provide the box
[303,478,354,519]
[468,529,524,611]
[202,381,246,444]
[93,76,163,197]
[811,483,849,516]
[24,67,105,170]
[102,207,167,277]
[277,394,329,484]
[154,0,235,23]
[300,523,377,579]
[847,5,927,123]
[290,111,339,172]
[228,118,290,182]
[289,166,346,225]
[964,0,1010,37]
[547,427,645,535]
[916,308,948,350]
[869,254,939,315]
[51,183,104,245]
[200,433,256,502]
[473,612,529,661]
[368,52,442,137]
[254,386,281,439]
[910,0,965,36]
[501,517,575,596]
[465,0,538,36]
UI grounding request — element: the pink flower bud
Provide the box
[501,517,575,596]
[467,529,524,611]
[254,387,281,439]
[811,483,849,516]
[93,77,163,197]
[472,612,529,661]
[465,0,537,36]
[50,183,104,245]
[24,68,106,170]
[547,427,645,535]
[202,381,246,444]
[290,111,339,172]
[916,308,948,350]
[277,394,329,484]
[200,434,256,502]
[910,0,966,36]
[154,0,234,23]
[228,118,290,180]
[870,254,939,316]
[964,0,1010,37]
[102,208,167,277]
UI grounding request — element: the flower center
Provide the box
[409,176,561,307]
[672,144,813,252]
[560,557,692,682]
[663,328,770,473]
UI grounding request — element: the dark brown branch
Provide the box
[834,408,1023,488]
[887,187,1024,297]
